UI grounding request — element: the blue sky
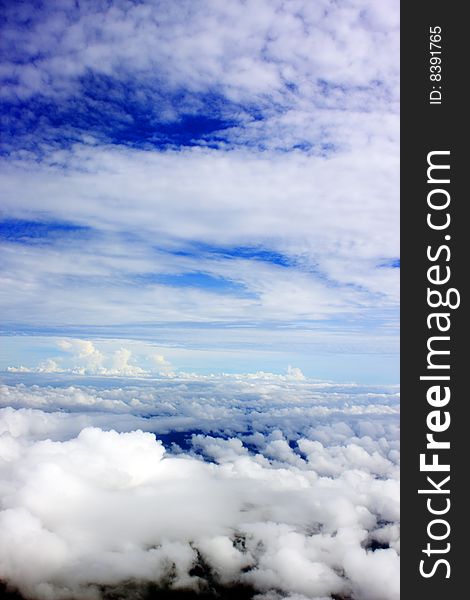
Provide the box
[0,0,399,383]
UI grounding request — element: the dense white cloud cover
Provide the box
[0,375,399,600]
[0,373,400,439]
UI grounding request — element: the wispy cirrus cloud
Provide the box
[0,144,398,376]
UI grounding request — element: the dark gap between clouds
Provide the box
[0,75,247,154]
[1,580,355,600]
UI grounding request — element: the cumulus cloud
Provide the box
[0,376,399,600]
[7,339,175,378]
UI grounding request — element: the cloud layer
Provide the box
[0,376,399,600]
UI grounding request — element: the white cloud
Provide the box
[286,365,306,381]
[58,339,106,373]
[0,144,399,328]
[0,386,399,600]
[1,0,399,109]
[7,339,176,378]
[150,354,175,376]
[0,375,400,442]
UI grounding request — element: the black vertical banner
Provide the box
[401,2,466,599]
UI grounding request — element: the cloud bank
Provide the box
[0,377,399,600]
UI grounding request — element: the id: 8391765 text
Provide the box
[429,26,443,105]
